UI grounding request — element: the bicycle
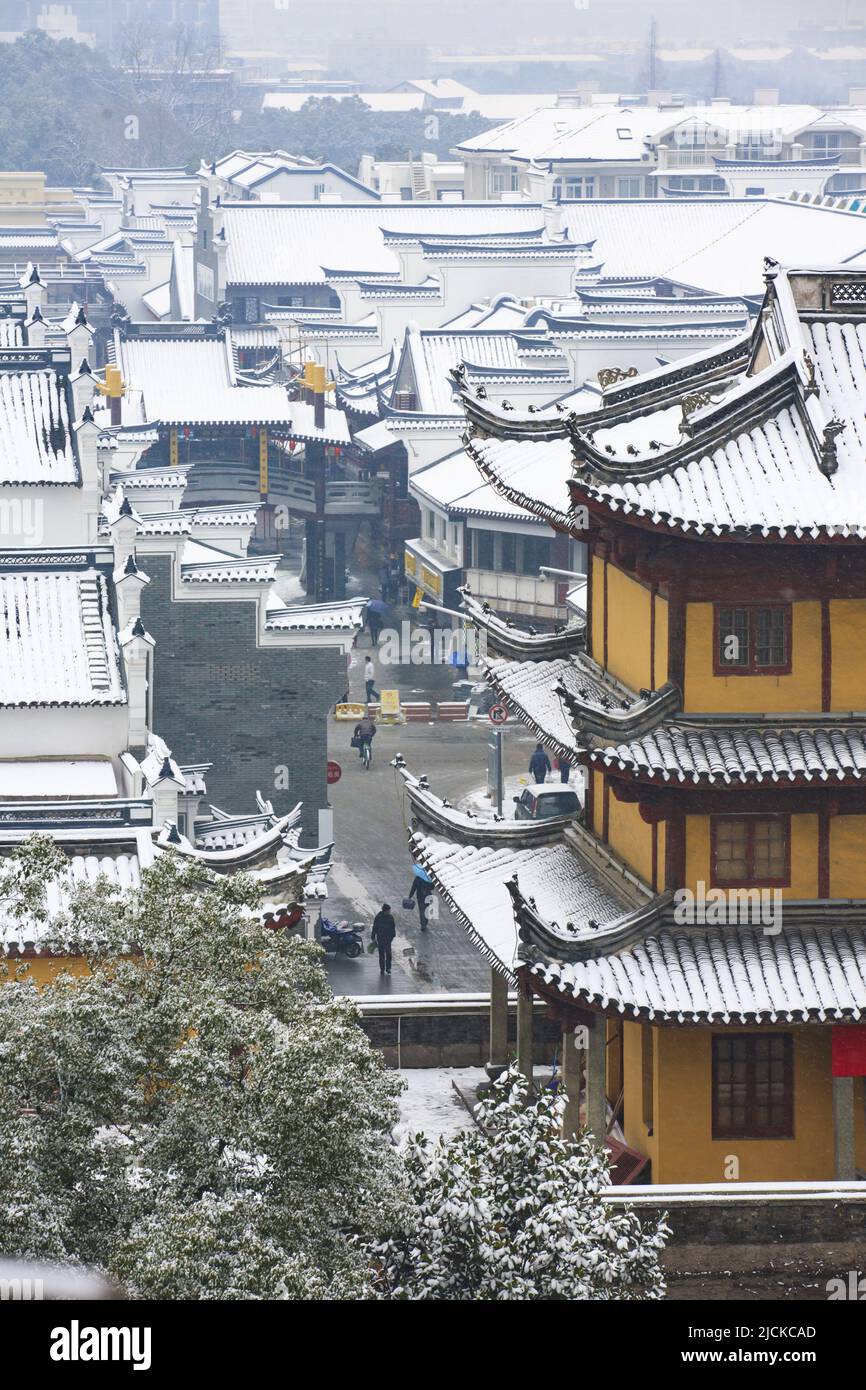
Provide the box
[361,739,372,771]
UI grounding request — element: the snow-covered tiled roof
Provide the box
[220,204,547,286]
[115,333,351,442]
[393,326,570,417]
[464,432,575,526]
[414,831,636,978]
[410,448,540,520]
[483,655,607,759]
[180,540,280,585]
[455,103,866,167]
[471,267,866,540]
[586,723,866,785]
[117,336,294,426]
[1,848,141,952]
[0,569,125,707]
[461,588,585,661]
[584,199,866,297]
[0,368,77,485]
[529,922,866,1024]
[264,596,367,633]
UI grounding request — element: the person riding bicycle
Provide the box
[353,712,376,764]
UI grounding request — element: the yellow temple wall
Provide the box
[643,1027,866,1184]
[683,600,822,712]
[684,813,819,898]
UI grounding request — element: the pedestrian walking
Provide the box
[371,903,396,975]
[364,655,379,704]
[407,870,434,930]
[556,754,572,785]
[529,743,552,783]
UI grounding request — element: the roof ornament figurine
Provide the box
[598,365,639,389]
[763,255,780,282]
[820,418,845,476]
[803,351,819,398]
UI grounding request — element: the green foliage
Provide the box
[367,1066,669,1300]
[0,39,494,182]
[0,839,405,1299]
[247,96,493,170]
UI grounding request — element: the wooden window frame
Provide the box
[713,603,792,676]
[712,1033,794,1140]
[710,815,791,889]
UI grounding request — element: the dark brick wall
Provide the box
[616,1196,866,1247]
[140,554,347,843]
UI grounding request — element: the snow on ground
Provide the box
[392,1066,568,1144]
[457,770,583,819]
[273,569,306,604]
[393,1066,487,1144]
[457,773,533,819]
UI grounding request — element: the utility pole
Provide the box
[647,17,657,93]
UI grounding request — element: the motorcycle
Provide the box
[318,916,364,959]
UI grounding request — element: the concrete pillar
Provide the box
[585,1015,607,1143]
[516,987,534,1092]
[561,1027,582,1140]
[833,1076,857,1181]
[486,967,509,1080]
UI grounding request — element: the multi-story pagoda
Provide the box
[402,262,866,1184]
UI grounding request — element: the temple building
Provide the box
[404,260,866,1184]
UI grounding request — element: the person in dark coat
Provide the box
[353,713,376,762]
[557,754,572,785]
[372,903,396,975]
[529,744,551,784]
[408,874,434,930]
[366,605,383,645]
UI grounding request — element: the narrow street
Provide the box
[321,629,540,995]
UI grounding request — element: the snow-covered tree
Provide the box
[0,837,406,1299]
[367,1065,669,1300]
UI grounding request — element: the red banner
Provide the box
[832,1025,866,1076]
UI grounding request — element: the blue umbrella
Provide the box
[412,863,432,884]
[366,599,390,616]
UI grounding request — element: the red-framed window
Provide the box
[710,816,790,888]
[712,1034,794,1139]
[713,604,791,675]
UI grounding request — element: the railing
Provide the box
[464,567,562,614]
[279,475,381,516]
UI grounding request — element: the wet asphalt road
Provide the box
[320,635,539,996]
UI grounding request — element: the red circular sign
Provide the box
[488,704,509,725]
[326,760,342,785]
